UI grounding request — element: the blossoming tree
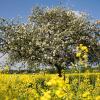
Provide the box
[0,7,99,76]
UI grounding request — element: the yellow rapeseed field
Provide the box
[0,73,100,100]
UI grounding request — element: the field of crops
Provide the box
[0,73,100,100]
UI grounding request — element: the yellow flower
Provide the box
[46,79,56,86]
[85,48,88,52]
[81,46,88,52]
[40,91,51,100]
[46,81,52,86]
[82,91,90,98]
[13,98,17,100]
[96,96,100,100]
[5,96,9,100]
[57,78,65,87]
[76,52,81,57]
[79,59,83,65]
[83,54,88,59]
[79,44,83,48]
[55,89,65,98]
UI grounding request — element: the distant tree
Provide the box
[0,7,99,76]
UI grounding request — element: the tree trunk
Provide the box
[55,64,62,77]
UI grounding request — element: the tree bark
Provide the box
[55,64,62,77]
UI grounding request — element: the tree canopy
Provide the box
[0,7,100,76]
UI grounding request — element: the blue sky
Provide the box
[0,0,100,21]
